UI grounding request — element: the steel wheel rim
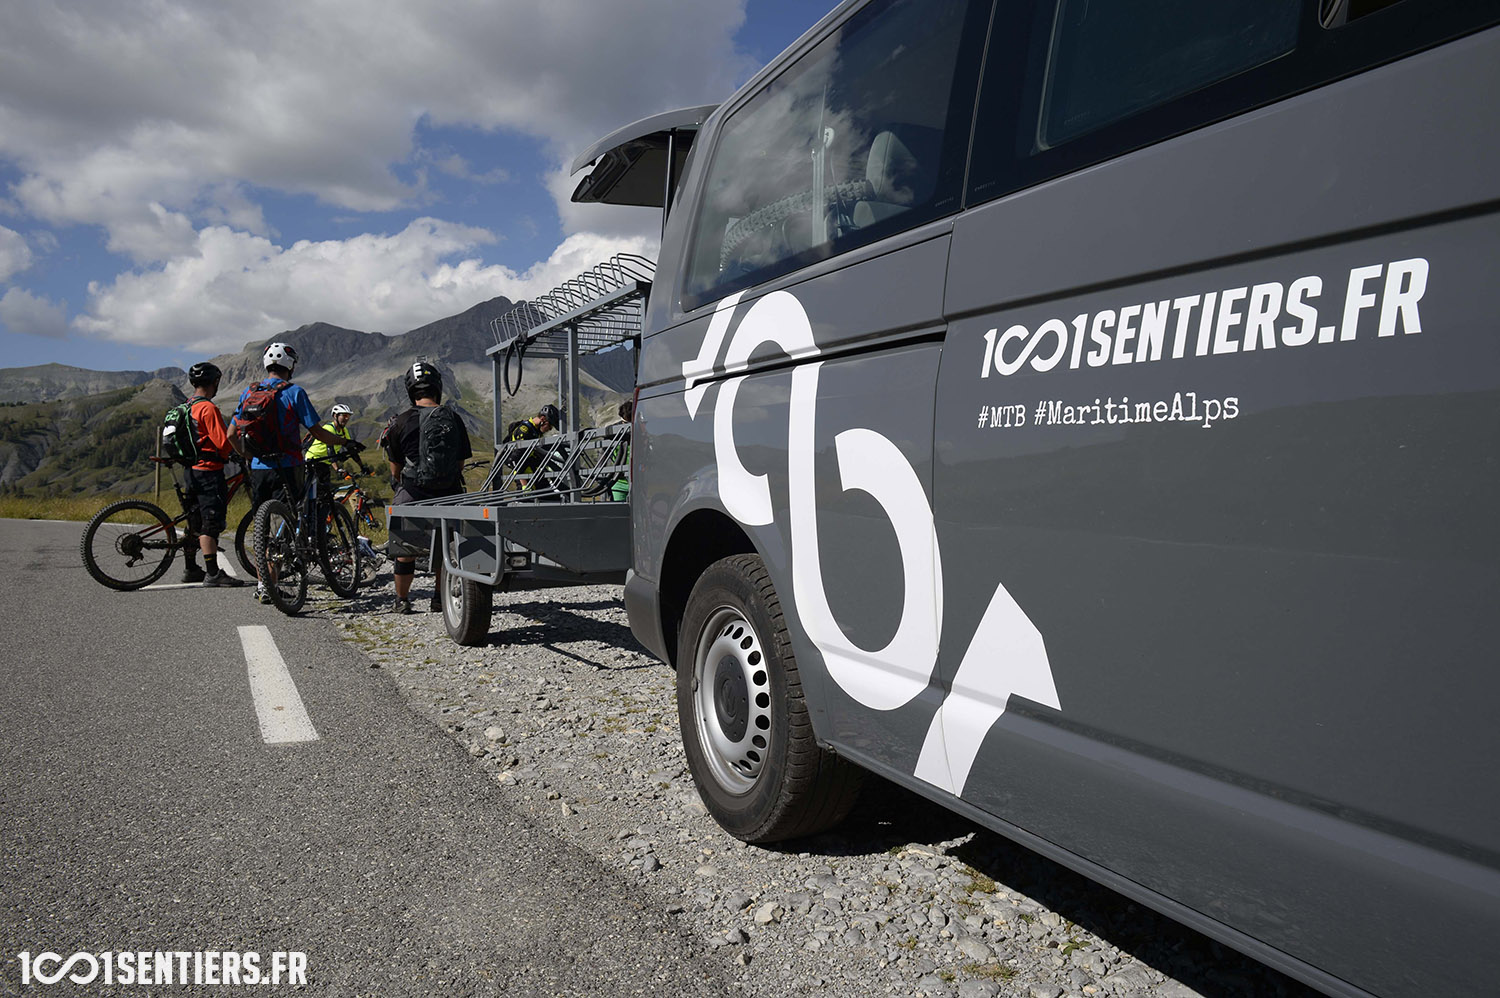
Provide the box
[443,562,464,620]
[692,605,773,795]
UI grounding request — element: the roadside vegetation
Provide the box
[0,485,388,545]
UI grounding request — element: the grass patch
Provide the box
[963,870,997,896]
[962,964,1016,982]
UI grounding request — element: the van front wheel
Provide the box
[677,554,861,843]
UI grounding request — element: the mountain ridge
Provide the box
[0,295,637,494]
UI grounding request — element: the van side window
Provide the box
[682,0,989,311]
[1038,0,1299,148]
[968,0,1499,206]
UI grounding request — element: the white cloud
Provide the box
[74,219,658,353]
[0,0,753,260]
[0,1,765,358]
[0,287,68,338]
[0,225,31,280]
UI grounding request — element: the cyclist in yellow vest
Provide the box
[305,403,363,511]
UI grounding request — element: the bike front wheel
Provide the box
[81,499,178,590]
[317,503,361,598]
[253,499,307,614]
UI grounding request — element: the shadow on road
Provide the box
[773,777,1319,998]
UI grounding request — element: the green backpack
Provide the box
[161,398,201,465]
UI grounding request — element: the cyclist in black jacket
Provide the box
[381,361,471,614]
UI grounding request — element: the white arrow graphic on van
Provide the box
[914,583,1060,795]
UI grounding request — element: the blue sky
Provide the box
[0,0,829,374]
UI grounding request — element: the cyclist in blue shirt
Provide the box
[230,341,360,602]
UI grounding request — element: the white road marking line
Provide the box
[221,559,241,578]
[237,625,320,745]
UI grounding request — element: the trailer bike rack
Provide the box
[387,253,651,645]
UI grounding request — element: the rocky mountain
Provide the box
[0,294,639,495]
[0,363,187,404]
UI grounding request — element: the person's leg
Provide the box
[392,557,414,613]
[180,473,205,581]
[387,485,421,612]
[197,470,243,586]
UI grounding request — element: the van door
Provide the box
[931,4,1500,994]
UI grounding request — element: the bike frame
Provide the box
[154,456,249,544]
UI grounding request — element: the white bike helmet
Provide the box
[330,403,353,416]
[262,341,298,373]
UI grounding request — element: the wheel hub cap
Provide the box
[713,655,749,742]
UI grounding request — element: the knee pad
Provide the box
[392,559,415,577]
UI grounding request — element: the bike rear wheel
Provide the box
[233,508,257,577]
[318,503,361,598]
[81,499,178,590]
[253,499,307,614]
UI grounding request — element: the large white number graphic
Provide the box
[703,291,819,527]
[789,363,942,710]
[686,292,1059,795]
[682,290,744,418]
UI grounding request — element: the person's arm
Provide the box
[457,421,473,489]
[293,389,348,449]
[307,423,347,447]
[225,396,246,456]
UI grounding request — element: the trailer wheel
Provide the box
[677,554,861,843]
[438,559,493,646]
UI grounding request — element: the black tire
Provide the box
[438,557,493,646]
[80,499,178,591]
[317,503,361,598]
[233,508,256,577]
[677,554,862,843]
[253,499,306,615]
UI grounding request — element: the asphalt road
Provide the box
[0,519,734,997]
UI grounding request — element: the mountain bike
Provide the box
[332,470,382,532]
[252,449,364,614]
[332,470,385,582]
[81,458,256,591]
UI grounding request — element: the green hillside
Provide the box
[0,381,185,497]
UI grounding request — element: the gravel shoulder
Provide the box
[311,575,1320,998]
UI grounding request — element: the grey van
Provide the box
[571,1,1500,994]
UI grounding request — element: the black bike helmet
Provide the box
[188,361,222,387]
[538,403,560,428]
[405,360,442,401]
